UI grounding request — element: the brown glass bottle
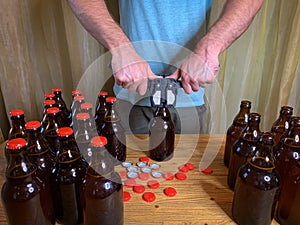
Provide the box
[81,102,97,131]
[270,106,293,145]
[8,109,26,140]
[44,93,55,101]
[149,102,175,162]
[52,88,72,127]
[25,121,56,224]
[53,127,86,225]
[1,138,51,225]
[224,100,251,167]
[83,136,124,225]
[275,117,300,225]
[71,95,85,130]
[232,132,280,225]
[43,107,64,157]
[70,90,82,109]
[274,117,299,184]
[74,113,97,165]
[95,91,108,135]
[41,100,57,133]
[100,97,126,165]
[228,112,261,190]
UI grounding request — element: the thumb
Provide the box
[168,69,181,81]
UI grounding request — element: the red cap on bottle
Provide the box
[72,90,82,95]
[52,88,62,92]
[44,93,55,98]
[44,100,56,105]
[74,96,85,101]
[76,113,90,120]
[91,136,108,147]
[106,97,116,103]
[10,109,24,117]
[47,107,60,114]
[6,138,27,150]
[81,103,92,110]
[25,121,41,129]
[98,91,108,96]
[57,127,74,137]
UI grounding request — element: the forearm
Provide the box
[195,0,264,55]
[67,0,131,50]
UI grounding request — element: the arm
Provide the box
[67,0,156,95]
[171,0,265,94]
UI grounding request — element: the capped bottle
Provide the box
[149,102,175,162]
[43,107,64,157]
[95,91,108,134]
[52,88,72,127]
[232,132,280,225]
[44,93,55,101]
[71,95,85,130]
[83,136,124,225]
[228,112,262,190]
[1,138,51,225]
[70,90,82,109]
[81,102,96,131]
[74,113,97,165]
[8,109,26,140]
[224,100,251,167]
[270,106,293,145]
[100,97,126,165]
[53,127,86,225]
[41,100,57,133]
[25,121,56,224]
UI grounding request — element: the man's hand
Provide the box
[111,44,157,95]
[169,40,220,94]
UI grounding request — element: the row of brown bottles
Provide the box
[3,88,125,225]
[226,100,300,225]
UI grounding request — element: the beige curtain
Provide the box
[0,0,299,138]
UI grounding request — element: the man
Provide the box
[67,0,264,134]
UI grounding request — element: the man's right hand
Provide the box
[110,44,157,96]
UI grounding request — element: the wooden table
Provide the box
[0,134,280,225]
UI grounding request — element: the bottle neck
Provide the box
[248,142,276,170]
[88,146,114,176]
[6,148,37,179]
[104,102,119,122]
[57,136,81,162]
[155,105,171,119]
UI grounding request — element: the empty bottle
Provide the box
[52,88,72,127]
[41,100,57,133]
[275,117,300,225]
[83,136,124,225]
[74,113,97,165]
[100,97,126,165]
[8,109,26,140]
[224,100,251,167]
[43,107,64,157]
[232,132,280,225]
[228,112,261,190]
[44,93,55,101]
[25,121,56,224]
[270,106,293,145]
[149,102,175,162]
[53,127,86,225]
[95,91,108,134]
[1,138,51,225]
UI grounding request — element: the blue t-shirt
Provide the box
[115,0,212,107]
